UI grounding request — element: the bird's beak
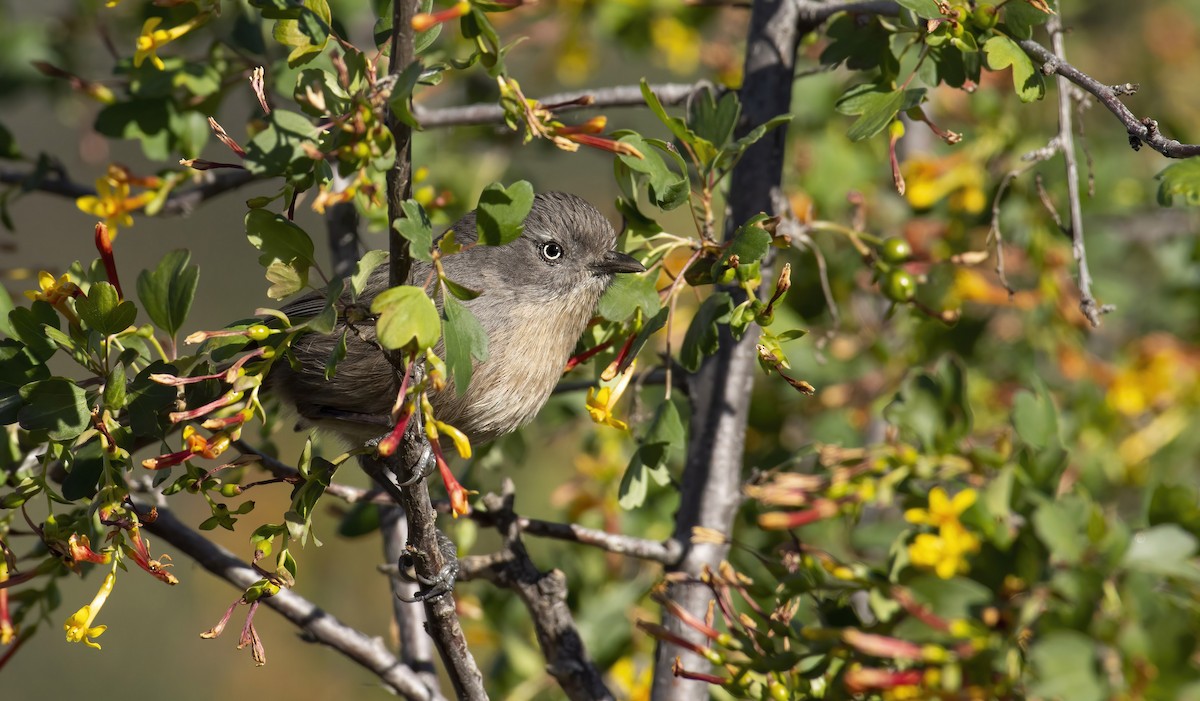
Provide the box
[593,250,646,275]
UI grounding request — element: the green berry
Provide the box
[880,237,913,264]
[883,270,917,303]
[247,324,271,342]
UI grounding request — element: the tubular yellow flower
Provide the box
[585,360,636,430]
[64,571,115,650]
[24,271,80,305]
[134,15,207,71]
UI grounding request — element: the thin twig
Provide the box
[986,138,1062,294]
[413,83,707,128]
[1019,36,1200,159]
[142,506,445,701]
[1045,17,1114,326]
[0,167,255,217]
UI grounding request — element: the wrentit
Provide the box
[269,191,645,449]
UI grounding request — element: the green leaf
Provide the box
[983,35,1045,102]
[350,250,388,300]
[371,285,440,351]
[18,378,90,441]
[1122,524,1200,579]
[714,114,793,173]
[325,328,348,380]
[243,110,318,177]
[883,356,972,452]
[624,396,691,506]
[1033,496,1088,565]
[75,282,137,336]
[137,250,199,338]
[265,261,304,300]
[680,292,734,372]
[246,209,316,294]
[272,0,332,67]
[1028,632,1105,701]
[0,120,20,160]
[620,402,683,509]
[443,294,489,396]
[723,214,774,266]
[688,88,739,150]
[305,277,344,334]
[127,362,178,438]
[598,273,660,323]
[475,181,534,246]
[386,61,425,130]
[614,132,689,211]
[104,363,127,411]
[441,276,481,301]
[0,284,14,338]
[8,302,59,363]
[836,86,924,141]
[1001,0,1054,40]
[897,0,941,17]
[394,200,434,261]
[820,14,899,76]
[246,209,317,268]
[1156,159,1200,207]
[63,440,104,501]
[1011,388,1059,449]
[640,79,716,166]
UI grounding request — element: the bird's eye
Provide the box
[539,241,563,262]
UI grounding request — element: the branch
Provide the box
[380,505,439,691]
[142,505,445,701]
[0,166,256,216]
[458,481,614,701]
[512,517,684,566]
[1044,18,1114,327]
[363,449,487,700]
[650,0,805,697]
[413,83,708,128]
[1019,37,1200,159]
[233,440,684,564]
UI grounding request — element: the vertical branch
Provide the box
[387,0,417,290]
[380,2,486,699]
[1047,17,1113,327]
[380,505,438,690]
[649,1,806,698]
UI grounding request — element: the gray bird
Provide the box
[269,191,645,449]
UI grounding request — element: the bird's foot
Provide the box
[396,529,460,602]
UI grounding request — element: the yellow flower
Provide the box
[64,571,115,650]
[908,523,980,579]
[134,15,206,71]
[904,487,976,528]
[24,271,80,305]
[585,360,636,431]
[76,174,154,239]
[902,155,986,213]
